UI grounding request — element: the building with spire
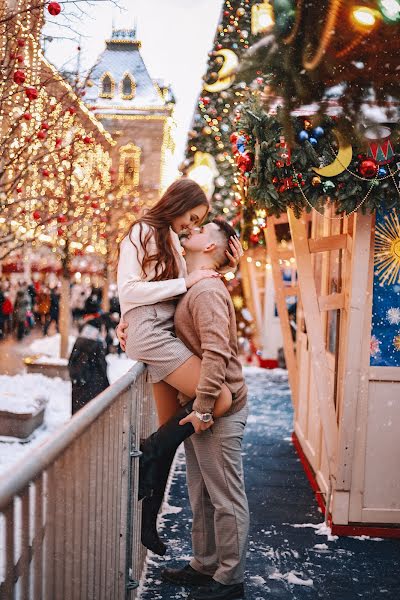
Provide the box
[85,28,176,212]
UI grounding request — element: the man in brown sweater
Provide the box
[161,219,249,600]
[117,219,249,599]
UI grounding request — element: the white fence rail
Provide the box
[0,363,156,600]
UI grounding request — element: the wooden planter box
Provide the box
[0,403,46,440]
[24,355,70,380]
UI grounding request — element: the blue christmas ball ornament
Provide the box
[236,135,247,155]
[378,166,388,177]
[313,126,324,138]
[309,137,318,146]
[298,130,309,142]
[232,43,238,49]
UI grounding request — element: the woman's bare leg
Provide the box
[163,355,231,418]
[152,381,180,426]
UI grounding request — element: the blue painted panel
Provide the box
[370,209,400,367]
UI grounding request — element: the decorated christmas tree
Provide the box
[182,0,270,224]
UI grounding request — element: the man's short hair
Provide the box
[211,218,238,271]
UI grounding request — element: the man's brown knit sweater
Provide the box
[174,277,247,416]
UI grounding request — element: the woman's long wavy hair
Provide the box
[125,178,209,281]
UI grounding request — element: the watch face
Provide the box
[202,413,212,423]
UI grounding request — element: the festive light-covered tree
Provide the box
[182,0,265,224]
[0,0,115,357]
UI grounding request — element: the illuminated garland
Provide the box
[238,100,400,219]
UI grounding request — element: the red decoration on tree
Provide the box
[237,151,254,173]
[17,39,25,47]
[358,158,378,178]
[83,193,91,201]
[13,70,26,85]
[57,215,67,223]
[230,132,239,144]
[25,87,38,101]
[23,112,32,120]
[16,55,24,64]
[91,201,99,209]
[37,131,46,140]
[41,122,50,130]
[201,96,210,106]
[68,107,77,115]
[42,169,50,177]
[57,228,64,236]
[83,136,92,144]
[47,2,61,16]
[33,210,41,220]
[55,137,62,147]
[16,187,22,193]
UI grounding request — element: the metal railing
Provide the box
[0,363,156,600]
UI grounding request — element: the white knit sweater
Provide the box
[117,222,187,317]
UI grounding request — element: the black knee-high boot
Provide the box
[139,400,195,499]
[140,401,195,555]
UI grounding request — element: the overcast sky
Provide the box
[44,0,222,166]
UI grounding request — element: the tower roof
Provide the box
[85,28,171,115]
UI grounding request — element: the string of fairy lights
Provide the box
[0,1,114,265]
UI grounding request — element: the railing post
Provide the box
[125,379,143,597]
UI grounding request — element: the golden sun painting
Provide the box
[374,210,400,286]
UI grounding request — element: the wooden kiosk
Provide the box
[264,205,400,536]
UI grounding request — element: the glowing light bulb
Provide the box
[352,6,378,28]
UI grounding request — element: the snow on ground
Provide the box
[22,333,76,358]
[0,334,136,478]
[0,373,71,477]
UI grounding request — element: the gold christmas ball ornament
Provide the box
[202,126,212,135]
[312,176,322,186]
[236,7,245,17]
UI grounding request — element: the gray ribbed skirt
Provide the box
[124,301,194,383]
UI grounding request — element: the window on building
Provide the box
[121,73,136,100]
[119,144,141,191]
[100,73,114,98]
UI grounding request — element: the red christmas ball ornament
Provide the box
[25,87,38,101]
[17,39,25,48]
[47,2,62,16]
[83,193,91,201]
[91,201,99,209]
[55,137,62,147]
[57,228,64,236]
[238,152,254,173]
[41,122,50,130]
[83,136,92,145]
[33,210,41,220]
[202,96,210,106]
[16,187,22,193]
[16,54,24,64]
[230,132,239,144]
[23,112,32,120]
[57,214,67,223]
[13,70,26,85]
[67,107,77,115]
[359,158,378,178]
[100,232,107,239]
[249,233,260,244]
[37,130,46,140]
[42,168,50,177]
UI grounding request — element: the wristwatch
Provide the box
[194,410,213,423]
